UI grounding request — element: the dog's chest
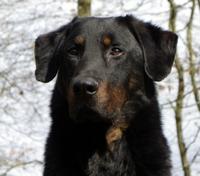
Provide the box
[86,138,136,176]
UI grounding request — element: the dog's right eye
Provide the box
[68,47,79,56]
[110,46,124,57]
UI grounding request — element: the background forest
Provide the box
[0,0,199,175]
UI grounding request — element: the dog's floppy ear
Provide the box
[139,23,178,81]
[34,25,67,83]
[123,16,178,81]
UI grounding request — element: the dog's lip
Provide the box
[71,104,109,123]
[77,105,101,117]
[78,105,96,114]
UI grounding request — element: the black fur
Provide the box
[34,15,178,176]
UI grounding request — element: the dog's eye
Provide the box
[110,47,123,56]
[68,47,79,56]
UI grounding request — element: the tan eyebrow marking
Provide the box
[102,35,112,47]
[74,35,85,45]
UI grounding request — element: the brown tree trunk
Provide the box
[167,0,192,176]
[78,0,91,16]
[186,0,200,112]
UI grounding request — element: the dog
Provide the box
[34,15,178,176]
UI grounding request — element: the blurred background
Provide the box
[0,0,199,175]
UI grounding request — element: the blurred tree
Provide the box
[186,0,200,112]
[168,0,191,175]
[167,0,200,176]
[78,0,91,16]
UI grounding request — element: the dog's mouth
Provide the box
[67,81,128,123]
[69,104,110,123]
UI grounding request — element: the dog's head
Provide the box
[34,16,177,123]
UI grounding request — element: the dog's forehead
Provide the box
[69,17,132,40]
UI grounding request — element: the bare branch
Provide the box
[167,1,192,176]
[186,126,200,151]
[0,160,43,176]
[186,0,200,112]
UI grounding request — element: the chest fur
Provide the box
[87,137,136,176]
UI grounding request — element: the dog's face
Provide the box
[34,16,178,123]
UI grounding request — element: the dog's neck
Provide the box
[88,133,136,176]
[85,118,135,176]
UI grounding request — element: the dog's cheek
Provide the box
[108,86,127,113]
[96,82,127,114]
[122,76,150,120]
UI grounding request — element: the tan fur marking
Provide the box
[114,118,129,130]
[108,86,127,113]
[96,81,109,105]
[106,120,129,151]
[96,82,127,113]
[102,35,112,47]
[74,35,85,45]
[106,127,122,146]
[97,81,129,149]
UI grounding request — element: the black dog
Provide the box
[34,15,178,176]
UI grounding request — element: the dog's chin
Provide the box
[69,105,109,123]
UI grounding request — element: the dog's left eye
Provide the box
[110,47,123,56]
[68,47,79,56]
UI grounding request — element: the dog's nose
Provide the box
[73,78,98,96]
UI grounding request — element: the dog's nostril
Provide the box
[73,78,98,96]
[84,80,98,95]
